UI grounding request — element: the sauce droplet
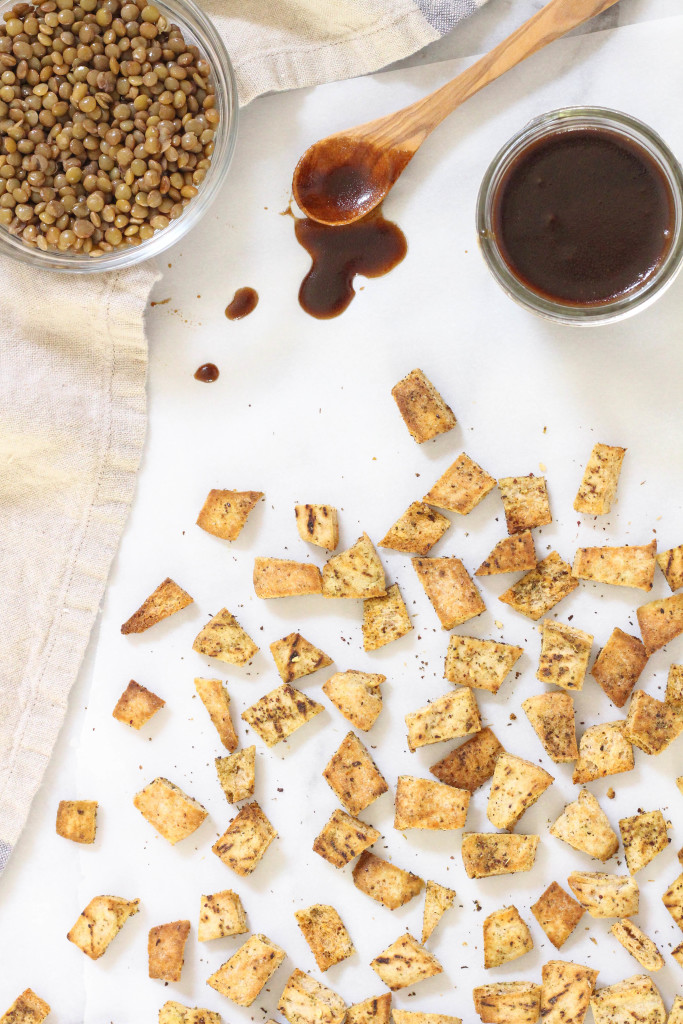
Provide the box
[295,206,407,319]
[225,287,259,320]
[194,362,219,382]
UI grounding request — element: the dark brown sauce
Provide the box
[194,362,219,382]
[225,287,259,320]
[492,127,674,306]
[295,206,407,319]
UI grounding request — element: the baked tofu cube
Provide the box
[323,671,385,732]
[461,833,539,878]
[278,969,346,1024]
[667,664,683,705]
[193,609,258,665]
[499,552,578,621]
[393,1013,460,1024]
[430,728,503,792]
[0,989,50,1024]
[312,808,380,868]
[619,810,669,875]
[591,628,648,708]
[624,690,683,754]
[322,533,386,599]
[362,584,412,651]
[380,502,450,556]
[498,475,552,534]
[483,907,533,969]
[549,790,618,862]
[521,692,578,763]
[253,557,322,598]
[405,689,481,751]
[207,934,285,1006]
[487,753,554,830]
[412,557,486,629]
[56,800,97,844]
[573,541,656,591]
[445,635,523,694]
[212,801,276,876]
[295,904,355,971]
[662,872,683,929]
[352,851,423,910]
[148,920,190,982]
[346,995,392,1024]
[475,532,536,576]
[637,593,683,655]
[159,1002,222,1024]
[194,677,238,751]
[574,443,626,515]
[573,722,634,784]
[609,919,664,972]
[422,880,456,942]
[657,544,683,592]
[121,577,193,634]
[590,976,665,1024]
[67,894,139,960]
[112,680,165,729]
[295,504,339,550]
[133,778,208,845]
[270,632,332,683]
[540,961,598,1024]
[198,889,247,941]
[391,368,456,444]
[242,684,323,746]
[370,933,442,990]
[536,620,593,691]
[530,882,584,950]
[473,983,541,1024]
[322,732,388,814]
[394,776,470,830]
[196,488,263,541]
[423,453,495,514]
[567,872,639,918]
[215,746,255,804]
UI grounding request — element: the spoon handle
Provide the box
[367,0,622,151]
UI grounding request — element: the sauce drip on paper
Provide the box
[194,363,220,382]
[226,287,259,320]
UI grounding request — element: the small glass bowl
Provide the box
[0,0,238,272]
[476,107,683,325]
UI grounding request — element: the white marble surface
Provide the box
[3,6,683,1024]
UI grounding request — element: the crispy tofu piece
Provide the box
[193,609,258,665]
[567,872,639,918]
[591,975,665,1024]
[574,443,626,515]
[637,593,683,655]
[413,556,486,629]
[56,799,97,844]
[270,632,332,683]
[322,533,386,599]
[669,998,683,1024]
[591,628,648,708]
[550,790,618,862]
[444,635,523,694]
[393,1014,460,1024]
[363,583,412,651]
[197,489,262,541]
[540,961,598,1024]
[573,722,634,784]
[112,679,165,730]
[498,475,552,534]
[0,989,50,1024]
[121,577,193,634]
[295,504,339,550]
[353,851,423,909]
[134,778,207,845]
[462,833,539,878]
[391,368,456,443]
[278,969,346,1024]
[406,689,481,751]
[663,872,683,929]
[253,557,322,598]
[423,453,496,514]
[347,995,392,1024]
[207,934,285,1006]
[212,801,276,876]
[242,684,323,747]
[159,1002,222,1024]
[323,732,388,814]
[674,944,683,969]
[619,810,668,875]
[380,502,451,556]
[473,982,541,1024]
[625,690,683,754]
[483,906,533,969]
[667,664,683,705]
[430,727,503,792]
[67,894,139,960]
[521,692,578,763]
[531,882,584,949]
[295,904,355,971]
[537,620,593,691]
[422,880,456,943]
[371,933,442,990]
[148,920,190,982]
[487,753,554,830]
[475,532,537,576]
[198,889,247,941]
[657,544,683,592]
[323,671,385,732]
[312,808,380,868]
[499,552,578,621]
[194,677,238,751]
[394,776,470,830]
[573,542,656,592]
[215,747,255,804]
[610,920,663,971]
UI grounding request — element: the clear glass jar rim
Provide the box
[476,106,683,325]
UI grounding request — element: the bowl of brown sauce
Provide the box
[477,107,683,324]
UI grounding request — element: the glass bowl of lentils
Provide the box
[0,0,237,270]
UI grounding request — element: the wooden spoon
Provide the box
[292,0,621,225]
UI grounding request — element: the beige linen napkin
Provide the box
[0,0,487,874]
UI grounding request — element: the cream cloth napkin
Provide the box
[0,0,487,875]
